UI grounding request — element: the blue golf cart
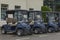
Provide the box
[28,10,47,34]
[46,12,58,33]
[1,10,32,36]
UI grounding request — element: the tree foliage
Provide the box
[41,6,52,11]
[41,6,52,22]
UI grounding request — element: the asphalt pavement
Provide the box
[0,30,60,40]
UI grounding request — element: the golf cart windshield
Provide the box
[35,15,43,21]
[48,13,56,23]
[49,17,55,22]
[49,14,55,21]
[34,12,43,22]
[14,10,28,22]
[29,12,34,20]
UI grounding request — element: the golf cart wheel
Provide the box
[1,28,7,34]
[34,28,41,34]
[34,28,39,34]
[48,27,53,33]
[16,29,23,36]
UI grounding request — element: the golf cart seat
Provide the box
[29,19,34,25]
[6,18,17,26]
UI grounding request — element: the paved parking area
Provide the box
[0,30,60,40]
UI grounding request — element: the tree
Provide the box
[41,6,52,22]
[41,6,52,11]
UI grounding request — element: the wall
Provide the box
[27,0,43,10]
[1,0,27,10]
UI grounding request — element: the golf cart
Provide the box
[28,10,46,34]
[54,12,60,31]
[46,11,58,33]
[1,10,32,36]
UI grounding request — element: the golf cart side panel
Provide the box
[2,24,11,31]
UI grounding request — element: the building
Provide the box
[43,0,60,11]
[0,0,43,26]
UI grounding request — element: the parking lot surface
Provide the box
[0,30,60,40]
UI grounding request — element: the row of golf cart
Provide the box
[1,10,60,36]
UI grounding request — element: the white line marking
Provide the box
[16,37,30,40]
[39,35,48,37]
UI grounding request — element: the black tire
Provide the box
[55,27,58,32]
[48,27,54,33]
[1,28,7,34]
[34,28,42,34]
[16,29,23,36]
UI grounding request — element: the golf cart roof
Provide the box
[29,10,41,12]
[6,10,27,14]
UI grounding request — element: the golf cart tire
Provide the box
[34,28,42,34]
[48,27,54,33]
[1,28,7,34]
[16,29,23,36]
